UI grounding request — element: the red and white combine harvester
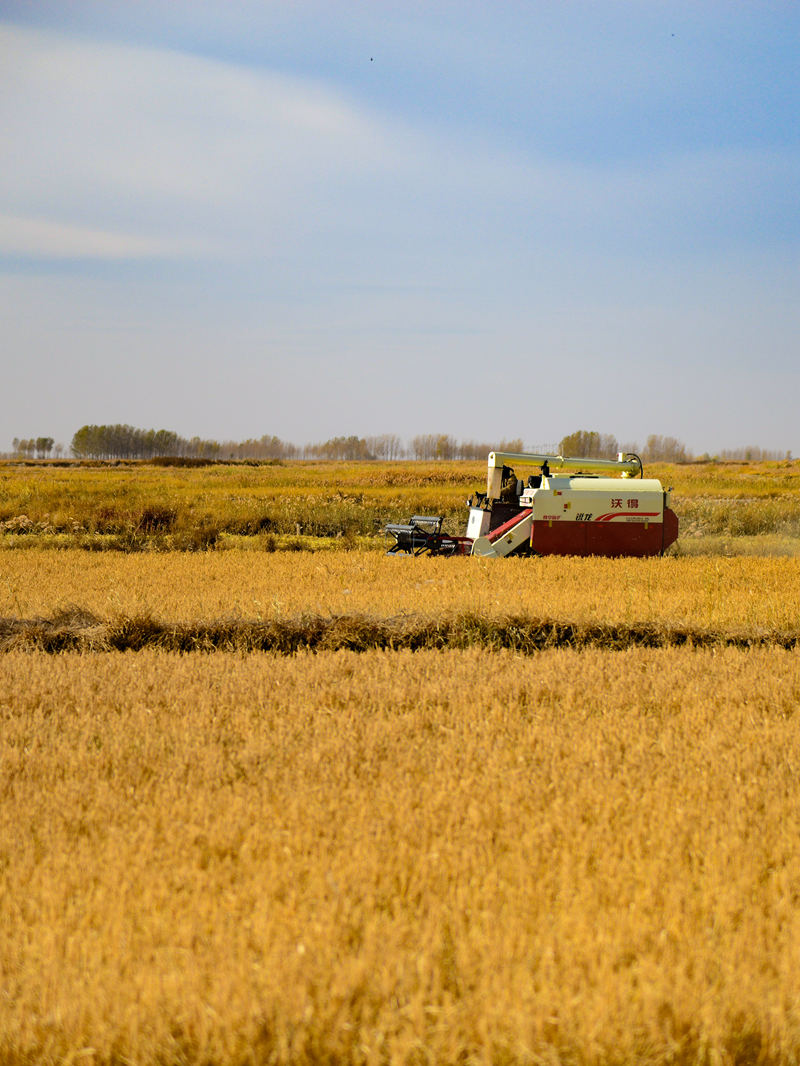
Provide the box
[385,450,679,558]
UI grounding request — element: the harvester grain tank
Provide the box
[385,450,679,558]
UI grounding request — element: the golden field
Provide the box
[3,460,800,1065]
[0,460,483,542]
[3,646,800,1066]
[1,550,799,639]
[2,457,800,547]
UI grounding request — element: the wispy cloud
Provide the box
[0,212,211,259]
[0,22,395,260]
[1,20,796,270]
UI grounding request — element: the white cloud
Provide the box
[0,22,396,257]
[0,212,210,259]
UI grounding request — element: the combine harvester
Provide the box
[385,450,679,558]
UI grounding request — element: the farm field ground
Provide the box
[2,460,800,1065]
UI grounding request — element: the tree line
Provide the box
[558,430,690,463]
[11,437,57,459]
[558,431,792,464]
[4,424,793,463]
[68,425,302,461]
[64,426,546,461]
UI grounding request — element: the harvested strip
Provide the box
[1,608,799,653]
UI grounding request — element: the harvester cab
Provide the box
[385,450,679,559]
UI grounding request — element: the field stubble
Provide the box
[3,646,800,1066]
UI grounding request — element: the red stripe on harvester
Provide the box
[487,509,533,542]
[594,511,659,522]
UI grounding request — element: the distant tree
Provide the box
[457,439,484,461]
[408,434,460,460]
[186,436,221,459]
[717,445,788,462]
[642,435,688,463]
[72,424,134,459]
[618,441,640,457]
[456,438,525,460]
[70,426,90,458]
[71,425,111,458]
[366,434,404,460]
[216,435,298,460]
[434,434,457,460]
[258,434,298,459]
[14,438,36,458]
[559,431,619,458]
[150,429,179,457]
[495,438,524,455]
[71,424,219,460]
[307,436,374,460]
[410,434,436,460]
[35,437,54,458]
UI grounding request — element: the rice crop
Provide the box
[3,457,799,1064]
[0,461,482,543]
[2,645,800,1066]
[2,458,800,549]
[1,551,799,640]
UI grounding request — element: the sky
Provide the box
[1,0,798,455]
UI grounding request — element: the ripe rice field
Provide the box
[1,551,799,651]
[2,457,800,551]
[2,460,800,1065]
[3,647,800,1065]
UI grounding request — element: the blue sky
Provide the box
[1,1,798,454]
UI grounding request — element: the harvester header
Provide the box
[386,449,678,559]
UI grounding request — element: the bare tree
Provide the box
[366,434,404,460]
[410,434,436,460]
[643,435,688,463]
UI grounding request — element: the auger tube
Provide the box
[486,451,642,499]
